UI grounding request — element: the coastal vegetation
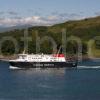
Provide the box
[0,16,100,57]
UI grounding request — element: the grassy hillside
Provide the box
[48,16,100,40]
[0,16,100,57]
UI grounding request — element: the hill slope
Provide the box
[0,16,100,56]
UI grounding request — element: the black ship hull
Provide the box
[9,61,77,68]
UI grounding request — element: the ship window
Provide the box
[39,58,41,59]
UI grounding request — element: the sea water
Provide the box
[0,60,100,100]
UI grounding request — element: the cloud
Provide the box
[0,12,84,27]
[57,13,82,19]
[0,11,5,15]
[0,16,44,27]
[95,11,100,16]
[0,16,58,27]
[7,11,18,15]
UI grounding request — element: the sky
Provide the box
[0,0,100,27]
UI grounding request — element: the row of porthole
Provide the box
[28,58,42,59]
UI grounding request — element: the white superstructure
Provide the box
[10,54,66,62]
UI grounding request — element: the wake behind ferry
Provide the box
[9,53,77,68]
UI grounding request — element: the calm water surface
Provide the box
[0,60,100,100]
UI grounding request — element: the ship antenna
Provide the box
[22,50,26,54]
[57,45,62,55]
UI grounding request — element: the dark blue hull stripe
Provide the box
[9,62,77,68]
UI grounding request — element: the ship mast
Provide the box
[57,45,62,55]
[22,50,26,54]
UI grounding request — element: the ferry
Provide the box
[9,53,77,69]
